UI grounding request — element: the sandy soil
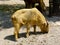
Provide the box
[0,10,60,45]
[0,0,60,45]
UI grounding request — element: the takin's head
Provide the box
[40,22,49,33]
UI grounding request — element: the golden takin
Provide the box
[11,8,49,41]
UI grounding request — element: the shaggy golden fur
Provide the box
[11,8,49,41]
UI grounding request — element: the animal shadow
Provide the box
[4,31,48,41]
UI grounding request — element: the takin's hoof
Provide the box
[26,34,29,38]
[15,36,19,41]
[15,38,18,41]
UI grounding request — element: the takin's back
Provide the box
[11,8,47,25]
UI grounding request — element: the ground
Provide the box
[0,9,60,45]
[0,0,60,45]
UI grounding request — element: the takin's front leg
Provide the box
[33,25,36,34]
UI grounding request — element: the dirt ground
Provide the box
[0,9,60,45]
[0,0,60,45]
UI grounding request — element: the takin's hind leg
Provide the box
[26,25,30,37]
[14,23,20,41]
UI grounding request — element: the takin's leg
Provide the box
[11,17,21,41]
[33,25,36,34]
[26,24,30,37]
[14,23,20,41]
[38,0,46,12]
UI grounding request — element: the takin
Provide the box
[11,8,49,41]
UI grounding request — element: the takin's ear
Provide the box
[43,22,49,27]
[47,22,49,27]
[45,19,49,27]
